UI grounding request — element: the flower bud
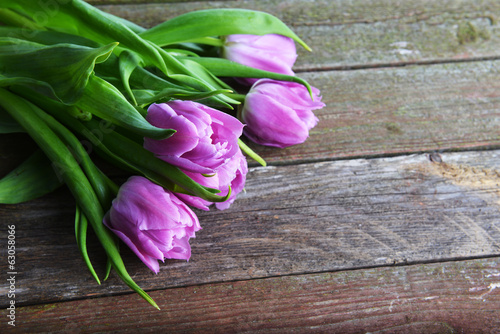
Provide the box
[103,176,201,273]
[144,101,244,174]
[241,79,324,148]
[222,34,297,85]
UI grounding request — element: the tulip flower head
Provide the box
[222,34,297,85]
[144,101,244,174]
[176,148,248,211]
[103,176,201,274]
[240,79,324,148]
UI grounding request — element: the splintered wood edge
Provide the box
[11,257,500,333]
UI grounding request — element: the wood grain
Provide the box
[2,2,499,169]
[87,0,500,164]
[1,150,499,306]
[252,60,500,164]
[3,60,500,169]
[92,0,500,70]
[2,2,500,331]
[9,257,500,333]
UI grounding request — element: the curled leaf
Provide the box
[179,56,314,97]
[0,39,117,104]
[0,150,63,204]
[76,75,175,140]
[141,9,311,51]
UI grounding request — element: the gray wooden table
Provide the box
[1,0,500,332]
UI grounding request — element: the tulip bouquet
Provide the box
[0,0,324,309]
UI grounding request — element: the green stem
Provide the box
[10,86,118,206]
[0,8,44,30]
[238,139,267,167]
[184,37,224,47]
[75,206,101,285]
[224,93,246,104]
[32,103,116,207]
[0,88,159,310]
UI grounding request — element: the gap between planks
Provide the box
[2,150,499,307]
[10,257,500,333]
[294,55,500,73]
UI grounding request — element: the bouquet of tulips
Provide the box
[0,0,324,309]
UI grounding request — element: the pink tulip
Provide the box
[222,34,297,85]
[176,149,248,211]
[144,101,244,174]
[103,176,201,273]
[241,79,324,148]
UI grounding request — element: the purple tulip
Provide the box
[176,149,248,211]
[144,101,244,174]
[103,176,201,273]
[222,34,297,85]
[241,79,324,148]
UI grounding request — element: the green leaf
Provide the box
[1,0,166,73]
[0,87,159,310]
[0,39,117,104]
[0,105,24,133]
[75,75,175,140]
[238,139,267,167]
[0,27,100,48]
[0,1,239,108]
[140,9,311,51]
[27,94,117,209]
[119,50,144,105]
[75,206,101,285]
[0,149,63,204]
[177,56,314,96]
[178,57,233,91]
[98,55,238,109]
[133,88,233,106]
[0,8,44,30]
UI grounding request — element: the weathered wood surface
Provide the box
[87,0,500,164]
[256,61,500,164]
[1,0,500,332]
[11,258,500,333]
[3,2,500,167]
[92,0,500,70]
[4,60,500,168]
[1,150,499,307]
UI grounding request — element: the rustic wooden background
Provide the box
[1,0,500,332]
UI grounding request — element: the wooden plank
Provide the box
[252,60,500,164]
[3,3,499,167]
[10,257,500,333]
[2,60,500,169]
[90,0,500,69]
[1,150,499,306]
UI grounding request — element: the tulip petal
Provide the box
[243,93,309,147]
[223,34,297,80]
[103,176,202,273]
[241,79,324,148]
[166,236,192,260]
[105,224,161,274]
[144,100,244,174]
